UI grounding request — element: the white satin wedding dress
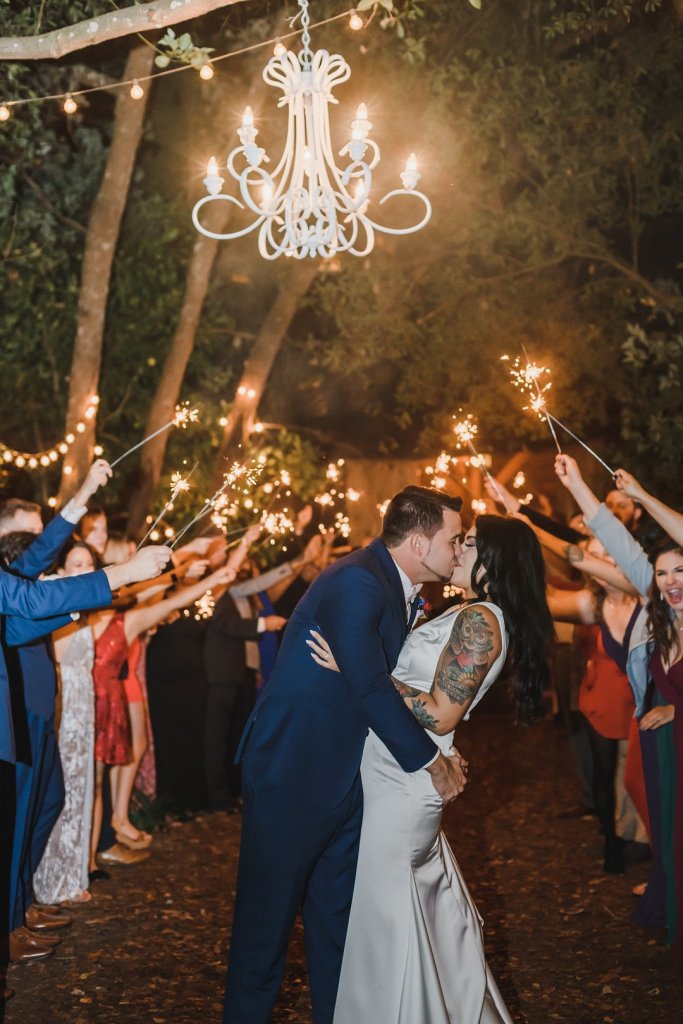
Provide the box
[333,601,513,1024]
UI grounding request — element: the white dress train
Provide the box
[34,626,95,904]
[333,602,513,1024]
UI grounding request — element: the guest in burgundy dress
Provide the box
[646,536,683,973]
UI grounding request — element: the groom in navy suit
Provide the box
[224,486,466,1024]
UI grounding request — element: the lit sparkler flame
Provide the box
[173,403,200,429]
[194,591,216,621]
[452,413,478,448]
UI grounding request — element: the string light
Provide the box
[0,394,99,471]
[130,80,144,100]
[273,40,287,56]
[349,12,364,30]
[0,9,358,121]
[199,63,214,80]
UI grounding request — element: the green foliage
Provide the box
[154,28,214,70]
[617,321,683,504]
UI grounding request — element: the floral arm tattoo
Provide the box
[392,676,440,729]
[392,606,496,731]
[435,607,494,707]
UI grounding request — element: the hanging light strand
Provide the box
[0,9,356,118]
[0,395,100,470]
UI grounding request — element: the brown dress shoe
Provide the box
[97,842,151,866]
[25,929,61,947]
[9,928,54,963]
[25,905,72,931]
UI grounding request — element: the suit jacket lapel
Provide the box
[366,539,407,649]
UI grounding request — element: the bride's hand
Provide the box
[307,629,340,672]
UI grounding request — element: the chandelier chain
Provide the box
[299,0,312,67]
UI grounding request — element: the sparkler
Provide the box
[505,352,614,475]
[110,403,199,469]
[137,464,197,550]
[170,460,263,549]
[451,411,508,507]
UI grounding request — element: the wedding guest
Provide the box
[90,558,240,866]
[0,462,113,958]
[547,537,647,872]
[0,528,170,965]
[33,541,100,906]
[555,455,681,968]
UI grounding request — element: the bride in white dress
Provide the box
[309,514,554,1024]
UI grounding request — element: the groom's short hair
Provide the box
[381,486,462,549]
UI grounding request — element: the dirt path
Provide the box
[5,710,681,1023]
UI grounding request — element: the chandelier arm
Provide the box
[192,194,266,240]
[364,190,433,235]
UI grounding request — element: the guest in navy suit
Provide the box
[224,486,468,1024]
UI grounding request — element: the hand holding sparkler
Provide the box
[612,469,648,503]
[553,454,601,521]
[71,458,112,508]
[483,476,518,514]
[110,403,199,469]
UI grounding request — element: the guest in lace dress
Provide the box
[33,541,99,906]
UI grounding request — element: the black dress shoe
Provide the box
[89,868,110,883]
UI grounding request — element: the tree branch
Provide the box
[0,0,249,61]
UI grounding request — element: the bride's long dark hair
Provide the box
[469,514,554,723]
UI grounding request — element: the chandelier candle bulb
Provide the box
[273,41,287,57]
[204,157,225,196]
[400,154,420,190]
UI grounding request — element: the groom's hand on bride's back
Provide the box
[425,751,468,804]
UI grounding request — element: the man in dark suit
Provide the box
[223,486,467,1024]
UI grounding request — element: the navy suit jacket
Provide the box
[0,516,112,763]
[239,538,437,807]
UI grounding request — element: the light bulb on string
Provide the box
[0,105,10,122]
[273,40,287,57]
[199,63,214,81]
[63,93,77,115]
[349,12,364,30]
[130,81,144,100]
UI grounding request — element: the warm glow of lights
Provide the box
[0,105,10,122]
[219,416,228,427]
[199,63,214,80]
[63,464,73,475]
[94,445,104,456]
[63,93,77,114]
[349,12,364,30]
[130,81,144,100]
[48,497,57,508]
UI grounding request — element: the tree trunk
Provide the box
[0,0,248,60]
[212,258,321,486]
[125,201,233,538]
[57,45,154,504]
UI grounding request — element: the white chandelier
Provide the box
[192,0,432,260]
